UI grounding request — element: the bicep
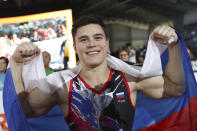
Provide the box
[136,75,185,99]
[21,88,60,118]
[161,75,185,98]
[136,76,164,99]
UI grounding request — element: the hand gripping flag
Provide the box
[133,32,197,131]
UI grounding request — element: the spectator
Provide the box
[125,43,136,63]
[118,49,134,65]
[136,47,146,65]
[10,34,21,46]
[0,57,8,131]
[60,40,69,69]
[0,56,8,90]
[118,49,130,62]
[42,51,54,75]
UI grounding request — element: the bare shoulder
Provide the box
[122,73,138,106]
[122,72,138,92]
[122,72,138,83]
[124,73,138,92]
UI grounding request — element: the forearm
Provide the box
[10,57,34,116]
[9,57,25,94]
[164,42,185,85]
[163,42,186,96]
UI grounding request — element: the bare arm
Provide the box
[162,41,185,97]
[10,43,65,117]
[136,26,185,98]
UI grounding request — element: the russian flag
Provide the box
[116,92,125,99]
[133,32,197,131]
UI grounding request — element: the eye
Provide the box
[80,38,87,43]
[95,36,103,40]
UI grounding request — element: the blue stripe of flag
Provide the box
[3,68,31,131]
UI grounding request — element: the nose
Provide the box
[87,38,96,48]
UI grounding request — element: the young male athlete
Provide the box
[9,15,185,131]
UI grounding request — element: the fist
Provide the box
[151,25,178,46]
[12,42,40,63]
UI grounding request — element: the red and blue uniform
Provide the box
[66,69,135,131]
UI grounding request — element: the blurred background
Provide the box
[0,0,197,71]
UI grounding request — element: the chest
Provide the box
[65,71,136,130]
[70,72,135,112]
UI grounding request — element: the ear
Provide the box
[106,39,110,54]
[106,39,109,46]
[73,42,77,53]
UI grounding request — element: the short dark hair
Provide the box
[72,15,108,41]
[0,57,8,66]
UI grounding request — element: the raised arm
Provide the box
[10,43,65,117]
[136,25,186,98]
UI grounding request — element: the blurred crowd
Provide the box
[112,43,147,66]
[0,17,67,46]
[182,23,197,58]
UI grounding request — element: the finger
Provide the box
[152,36,168,45]
[28,43,38,55]
[154,26,175,40]
[152,26,166,39]
[20,44,32,56]
[23,43,37,59]
[166,29,178,44]
[31,44,40,54]
[154,26,161,32]
[21,43,38,57]
[157,25,167,35]
[161,27,171,37]
[23,54,37,62]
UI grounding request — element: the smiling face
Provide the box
[118,50,129,62]
[74,24,109,68]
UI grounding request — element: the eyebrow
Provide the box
[93,33,104,37]
[78,33,105,40]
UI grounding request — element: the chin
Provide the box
[87,62,101,68]
[86,59,104,68]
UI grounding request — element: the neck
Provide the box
[79,60,110,88]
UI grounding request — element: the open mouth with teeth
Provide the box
[86,51,101,56]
